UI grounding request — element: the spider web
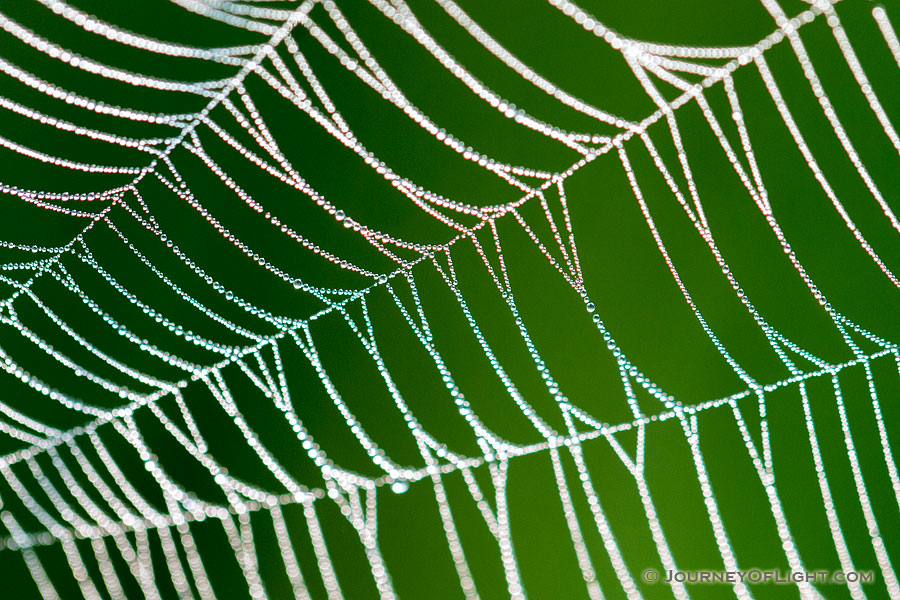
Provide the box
[0,0,898,598]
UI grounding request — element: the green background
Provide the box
[0,0,899,598]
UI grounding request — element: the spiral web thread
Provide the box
[0,0,899,598]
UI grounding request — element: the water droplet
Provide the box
[390,479,409,494]
[586,302,595,313]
